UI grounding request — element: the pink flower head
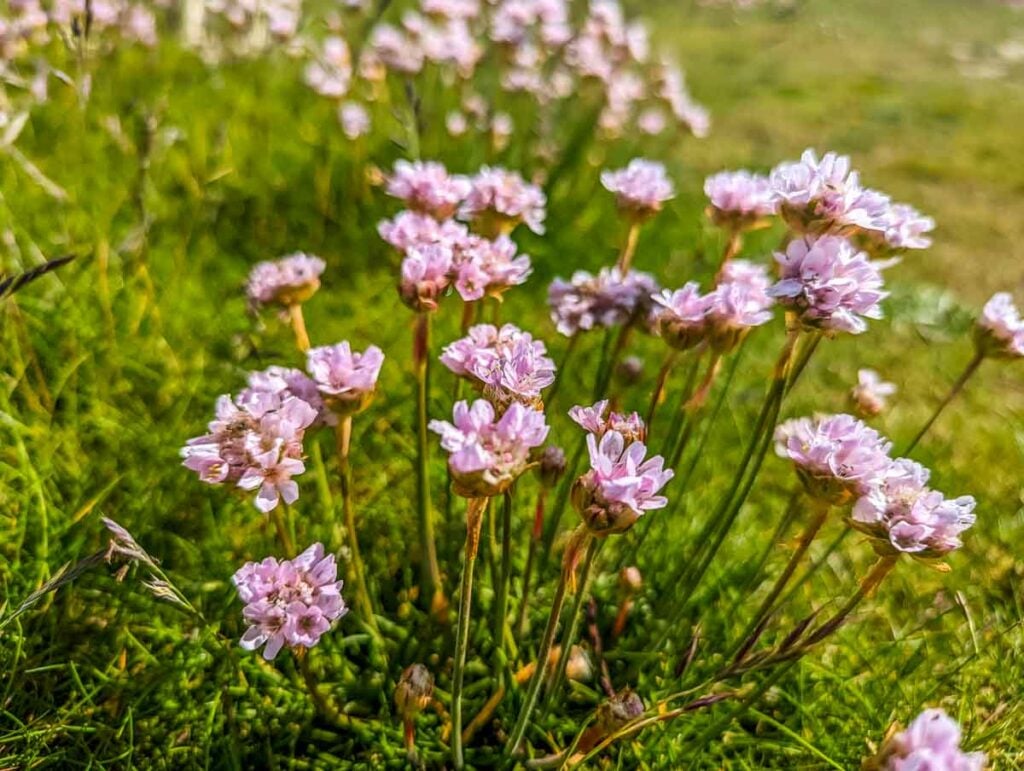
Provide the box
[774,413,892,505]
[386,160,471,220]
[232,543,347,660]
[429,399,549,497]
[304,36,352,98]
[378,210,469,253]
[246,253,326,307]
[851,458,976,560]
[423,0,480,20]
[600,159,674,221]
[459,166,547,235]
[339,102,370,139]
[571,431,673,536]
[451,234,532,301]
[548,267,660,337]
[883,203,934,251]
[870,708,986,771]
[768,235,887,335]
[652,283,710,351]
[306,341,385,416]
[440,323,555,407]
[704,170,776,232]
[182,387,318,512]
[367,23,425,74]
[398,243,454,312]
[244,366,328,426]
[569,399,645,443]
[704,265,774,352]
[975,292,1024,359]
[850,368,897,417]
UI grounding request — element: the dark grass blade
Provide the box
[0,254,76,299]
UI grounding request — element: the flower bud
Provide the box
[394,664,434,720]
[535,445,567,489]
[572,475,641,537]
[596,688,645,734]
[619,566,642,593]
[565,645,592,682]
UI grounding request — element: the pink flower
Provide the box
[883,203,935,251]
[440,323,555,406]
[768,236,887,335]
[459,166,547,235]
[378,210,469,253]
[339,102,370,139]
[851,458,976,560]
[304,36,352,98]
[451,234,532,301]
[367,23,425,74]
[850,368,896,417]
[246,253,326,307]
[571,430,673,536]
[976,292,1024,359]
[548,267,660,337]
[306,341,385,415]
[569,399,645,443]
[245,366,328,426]
[386,160,471,220]
[704,170,776,231]
[652,283,710,351]
[774,414,892,505]
[399,243,454,312]
[703,270,774,351]
[429,399,549,496]
[233,543,347,660]
[600,159,674,220]
[872,708,985,771]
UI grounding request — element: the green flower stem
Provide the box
[493,489,515,653]
[414,312,445,615]
[336,416,379,637]
[903,349,985,455]
[516,487,547,640]
[615,220,641,274]
[287,303,310,353]
[271,504,295,555]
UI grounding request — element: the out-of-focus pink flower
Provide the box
[440,323,555,407]
[569,399,645,443]
[976,292,1024,359]
[304,36,352,98]
[768,236,887,335]
[571,430,673,536]
[368,23,425,73]
[306,342,385,415]
[386,160,471,220]
[423,0,480,20]
[868,708,986,771]
[451,234,532,301]
[852,458,977,560]
[245,366,328,426]
[429,399,549,497]
[774,413,892,505]
[548,267,660,337]
[850,369,896,417]
[399,243,454,312]
[246,253,326,308]
[704,170,776,232]
[656,60,710,138]
[378,211,469,253]
[338,102,370,139]
[459,166,547,235]
[233,543,347,660]
[600,159,674,221]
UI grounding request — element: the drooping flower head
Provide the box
[865,708,986,771]
[548,267,660,337]
[569,399,646,443]
[774,414,892,505]
[851,458,977,561]
[704,170,776,232]
[975,292,1024,359]
[440,323,555,407]
[306,342,385,416]
[450,233,532,301]
[181,386,318,512]
[398,243,454,312]
[429,399,549,497]
[571,430,673,536]
[386,160,471,220]
[246,253,326,308]
[459,166,547,235]
[600,159,674,221]
[850,368,897,417]
[768,235,887,335]
[232,543,347,661]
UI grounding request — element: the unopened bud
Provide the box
[619,566,642,593]
[536,445,567,489]
[394,664,434,720]
[565,645,592,682]
[596,688,645,734]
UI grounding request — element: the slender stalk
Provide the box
[413,313,444,614]
[516,488,547,639]
[785,331,822,396]
[270,505,294,554]
[668,352,722,469]
[592,324,633,401]
[452,496,489,769]
[540,442,584,564]
[729,497,830,662]
[545,538,605,707]
[545,335,579,408]
[287,303,311,352]
[493,489,515,651]
[715,229,743,278]
[661,349,703,460]
[903,350,985,455]
[645,350,679,431]
[615,220,641,274]
[297,652,366,730]
[336,416,379,636]
[505,531,593,758]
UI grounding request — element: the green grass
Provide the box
[2,0,1024,767]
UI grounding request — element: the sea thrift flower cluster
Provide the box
[386,160,471,220]
[440,324,555,407]
[306,342,385,416]
[704,170,776,232]
[600,159,674,220]
[246,253,326,308]
[458,166,547,235]
[304,37,352,98]
[866,709,986,771]
[571,428,673,536]
[768,236,887,335]
[850,369,897,417]
[569,399,646,443]
[548,267,660,336]
[774,414,893,505]
[429,399,549,497]
[450,234,533,301]
[975,292,1024,359]
[232,543,348,661]
[851,458,977,560]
